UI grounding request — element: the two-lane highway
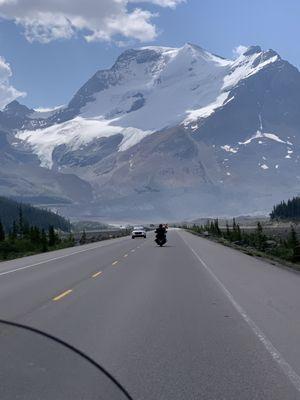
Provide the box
[1,230,300,399]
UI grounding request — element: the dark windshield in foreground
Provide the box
[0,320,132,400]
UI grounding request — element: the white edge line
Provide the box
[180,232,300,393]
[0,238,127,277]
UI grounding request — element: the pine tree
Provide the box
[226,221,230,239]
[23,220,30,237]
[231,218,238,241]
[0,220,5,242]
[214,219,221,236]
[67,233,75,246]
[48,225,56,247]
[232,218,237,230]
[30,226,41,245]
[255,222,265,250]
[236,224,242,241]
[11,220,18,241]
[80,230,87,245]
[18,206,24,238]
[205,220,210,232]
[288,225,298,249]
[271,197,300,220]
[29,227,34,243]
[41,229,48,252]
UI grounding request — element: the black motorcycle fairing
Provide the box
[0,319,133,400]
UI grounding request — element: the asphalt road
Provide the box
[0,230,300,399]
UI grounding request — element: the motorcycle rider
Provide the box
[155,224,167,245]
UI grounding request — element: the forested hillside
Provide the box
[270,197,300,220]
[0,197,70,232]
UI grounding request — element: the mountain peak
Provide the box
[234,45,281,66]
[263,48,280,59]
[183,42,205,51]
[243,45,262,56]
[112,47,164,70]
[112,43,230,72]
[4,100,33,117]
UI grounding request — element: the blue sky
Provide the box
[1,0,300,109]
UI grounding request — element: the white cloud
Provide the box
[233,45,248,58]
[0,56,25,109]
[130,0,185,7]
[34,105,64,112]
[0,0,185,44]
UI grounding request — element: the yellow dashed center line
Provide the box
[112,261,119,266]
[92,271,102,278]
[53,289,72,302]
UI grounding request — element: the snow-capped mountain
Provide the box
[1,43,300,220]
[14,44,282,167]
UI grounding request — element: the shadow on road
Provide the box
[154,245,174,248]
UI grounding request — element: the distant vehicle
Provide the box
[132,226,146,239]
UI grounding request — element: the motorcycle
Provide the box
[155,237,167,247]
[155,225,167,247]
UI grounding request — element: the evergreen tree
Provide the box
[48,225,56,246]
[257,221,263,234]
[255,222,266,250]
[205,220,210,231]
[231,218,238,241]
[0,196,71,233]
[30,226,41,245]
[270,197,300,220]
[80,230,87,245]
[0,198,75,260]
[214,219,221,236]
[11,220,18,241]
[18,206,24,238]
[41,229,48,252]
[226,221,230,239]
[23,220,30,237]
[67,233,75,246]
[287,225,298,249]
[0,220,5,242]
[232,218,237,230]
[236,223,242,241]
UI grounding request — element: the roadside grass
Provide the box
[186,226,300,273]
[0,238,76,262]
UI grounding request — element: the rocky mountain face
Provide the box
[1,43,300,220]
